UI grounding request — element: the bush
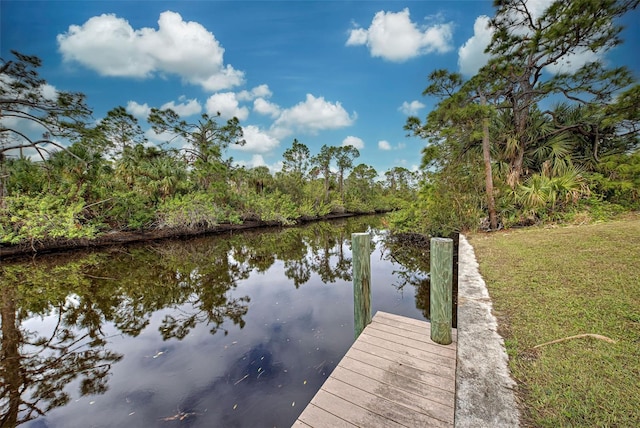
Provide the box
[0,194,99,244]
[242,191,298,225]
[104,191,156,230]
[157,192,235,230]
[587,152,640,210]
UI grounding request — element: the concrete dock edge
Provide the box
[455,235,520,427]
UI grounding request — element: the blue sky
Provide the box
[2,1,638,175]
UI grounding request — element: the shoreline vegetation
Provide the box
[1,53,418,256]
[0,211,384,259]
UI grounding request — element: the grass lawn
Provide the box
[469,214,640,427]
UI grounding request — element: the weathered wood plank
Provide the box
[368,316,457,350]
[339,355,455,406]
[374,312,458,340]
[294,312,457,427]
[357,332,456,368]
[329,365,455,423]
[341,347,455,393]
[349,341,455,380]
[296,402,357,428]
[309,390,404,428]
[346,346,455,389]
[322,377,452,428]
[352,233,372,338]
[365,323,457,356]
[362,327,456,361]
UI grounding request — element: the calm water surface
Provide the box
[1,216,431,427]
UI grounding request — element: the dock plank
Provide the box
[338,356,455,406]
[295,403,357,428]
[294,311,457,427]
[308,390,404,428]
[356,332,455,368]
[329,365,454,423]
[374,312,458,340]
[349,341,455,380]
[366,322,456,355]
[344,347,455,393]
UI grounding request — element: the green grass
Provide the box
[469,214,640,427]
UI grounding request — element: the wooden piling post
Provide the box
[352,233,371,338]
[451,232,459,329]
[430,237,453,345]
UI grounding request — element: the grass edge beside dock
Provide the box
[469,214,640,427]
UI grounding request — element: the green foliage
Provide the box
[103,191,156,231]
[389,170,484,236]
[293,195,333,218]
[3,158,46,195]
[517,168,587,213]
[157,192,238,230]
[395,0,640,234]
[242,191,298,225]
[561,196,627,223]
[0,194,99,244]
[0,51,410,247]
[95,106,146,153]
[588,151,640,209]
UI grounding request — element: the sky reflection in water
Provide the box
[1,216,430,427]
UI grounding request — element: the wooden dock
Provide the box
[293,311,457,427]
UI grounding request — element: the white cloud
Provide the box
[40,83,58,101]
[128,98,201,119]
[378,140,392,150]
[271,94,356,138]
[231,125,280,154]
[161,98,202,117]
[346,8,453,62]
[237,84,273,101]
[346,28,368,45]
[458,16,494,76]
[399,100,425,115]
[342,136,364,150]
[205,92,249,121]
[57,11,244,91]
[524,0,555,20]
[126,100,151,118]
[249,154,266,167]
[253,98,281,118]
[235,155,283,173]
[544,49,601,74]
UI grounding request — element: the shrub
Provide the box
[157,192,232,230]
[0,194,99,244]
[242,191,298,225]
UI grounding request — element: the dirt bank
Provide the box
[0,212,368,260]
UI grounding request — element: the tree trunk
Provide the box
[323,169,330,204]
[506,73,534,189]
[481,94,498,230]
[1,285,21,427]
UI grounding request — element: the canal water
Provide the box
[1,215,431,427]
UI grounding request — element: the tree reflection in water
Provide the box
[380,232,431,319]
[1,262,123,427]
[1,215,430,426]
